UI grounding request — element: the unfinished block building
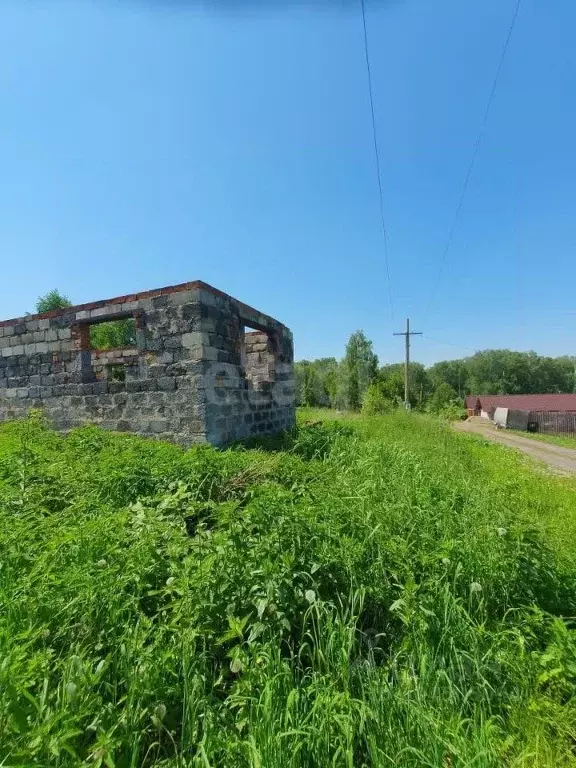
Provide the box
[0,281,295,445]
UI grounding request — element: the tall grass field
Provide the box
[1,410,575,766]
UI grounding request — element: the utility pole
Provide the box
[393,318,422,410]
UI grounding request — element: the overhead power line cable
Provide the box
[423,334,475,353]
[361,0,395,326]
[424,0,523,321]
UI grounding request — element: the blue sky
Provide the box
[0,0,574,365]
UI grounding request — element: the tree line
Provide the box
[296,331,576,415]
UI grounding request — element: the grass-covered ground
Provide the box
[1,410,575,766]
[509,429,576,450]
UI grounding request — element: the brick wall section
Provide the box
[244,332,276,389]
[0,281,295,446]
[91,349,140,380]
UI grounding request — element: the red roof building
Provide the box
[465,394,576,415]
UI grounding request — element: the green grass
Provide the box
[507,429,576,450]
[1,409,576,766]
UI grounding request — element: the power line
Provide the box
[423,334,475,353]
[361,0,395,326]
[424,0,523,321]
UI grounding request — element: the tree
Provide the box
[424,350,576,398]
[428,359,467,397]
[314,358,339,406]
[297,344,575,414]
[379,362,432,408]
[90,319,136,350]
[380,369,405,405]
[427,382,459,413]
[294,358,339,407]
[362,382,393,415]
[35,289,72,314]
[295,361,321,407]
[464,349,574,395]
[342,331,378,411]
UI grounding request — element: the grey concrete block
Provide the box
[157,377,176,392]
[0,283,294,445]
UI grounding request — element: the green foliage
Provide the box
[294,358,338,407]
[342,330,378,411]
[429,349,576,396]
[509,430,576,450]
[298,345,576,416]
[428,358,467,394]
[379,367,405,404]
[379,362,433,408]
[297,339,575,417]
[295,361,320,406]
[427,381,459,413]
[1,411,576,765]
[90,318,137,350]
[294,332,379,412]
[35,289,72,314]
[361,382,393,415]
[437,401,467,421]
[466,349,575,395]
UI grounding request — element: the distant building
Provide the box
[466,394,576,418]
[465,394,576,436]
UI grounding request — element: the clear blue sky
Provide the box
[1,0,574,366]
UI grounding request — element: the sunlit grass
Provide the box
[507,428,576,450]
[0,410,575,766]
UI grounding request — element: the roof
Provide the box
[465,393,576,413]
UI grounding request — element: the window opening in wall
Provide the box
[242,327,276,390]
[89,317,136,350]
[73,313,139,384]
[106,364,127,382]
[239,326,256,372]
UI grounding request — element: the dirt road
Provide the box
[454,418,576,474]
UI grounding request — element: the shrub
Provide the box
[427,381,460,413]
[362,382,393,415]
[0,411,575,765]
[437,401,467,420]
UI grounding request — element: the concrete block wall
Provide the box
[0,281,295,446]
[91,348,140,380]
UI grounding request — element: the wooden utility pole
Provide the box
[393,318,422,410]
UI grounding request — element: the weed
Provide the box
[0,411,575,765]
